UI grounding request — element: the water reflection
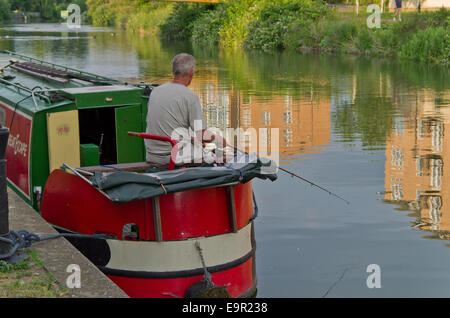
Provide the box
[128,36,334,161]
[188,78,331,162]
[384,88,450,239]
[1,24,449,220]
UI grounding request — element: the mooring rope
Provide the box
[0,230,110,260]
[194,241,213,287]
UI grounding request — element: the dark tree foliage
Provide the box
[6,0,87,21]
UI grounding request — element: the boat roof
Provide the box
[0,50,120,89]
[60,85,141,94]
[0,50,148,115]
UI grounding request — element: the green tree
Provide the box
[7,0,87,21]
[160,3,212,40]
[0,0,11,22]
[9,0,39,12]
[38,0,56,20]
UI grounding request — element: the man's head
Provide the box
[172,53,195,86]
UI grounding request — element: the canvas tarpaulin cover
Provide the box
[90,153,278,204]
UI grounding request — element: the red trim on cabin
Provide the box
[0,102,32,197]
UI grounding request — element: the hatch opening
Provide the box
[79,108,117,165]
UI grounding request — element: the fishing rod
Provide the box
[278,166,350,205]
[227,144,350,205]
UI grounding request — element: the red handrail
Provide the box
[128,132,178,170]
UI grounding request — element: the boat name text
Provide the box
[8,133,28,157]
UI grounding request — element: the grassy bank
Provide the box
[86,0,449,66]
[186,0,449,66]
[86,0,174,34]
[0,249,69,298]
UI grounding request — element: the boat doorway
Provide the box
[78,105,145,166]
[79,107,117,165]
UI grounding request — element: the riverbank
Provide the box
[0,249,69,297]
[0,0,88,24]
[86,0,449,66]
[4,189,129,298]
[86,0,174,34]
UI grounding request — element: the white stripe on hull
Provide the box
[105,222,253,272]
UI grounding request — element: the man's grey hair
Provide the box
[172,53,195,76]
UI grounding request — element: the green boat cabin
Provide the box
[0,50,155,209]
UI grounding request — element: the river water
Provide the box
[1,23,450,297]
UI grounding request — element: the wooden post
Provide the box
[356,0,359,15]
[226,186,238,233]
[152,197,163,242]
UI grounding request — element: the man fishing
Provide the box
[145,53,226,167]
[144,54,349,205]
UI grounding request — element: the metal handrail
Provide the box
[128,132,178,171]
[0,77,52,105]
[0,50,157,91]
[0,51,156,108]
[0,50,121,84]
[61,163,93,185]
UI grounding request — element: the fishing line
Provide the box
[230,145,350,205]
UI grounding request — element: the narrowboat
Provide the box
[0,50,277,298]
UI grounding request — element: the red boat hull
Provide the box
[41,168,257,298]
[106,257,256,298]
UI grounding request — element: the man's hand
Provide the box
[196,129,227,149]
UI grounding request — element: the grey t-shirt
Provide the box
[145,82,207,165]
